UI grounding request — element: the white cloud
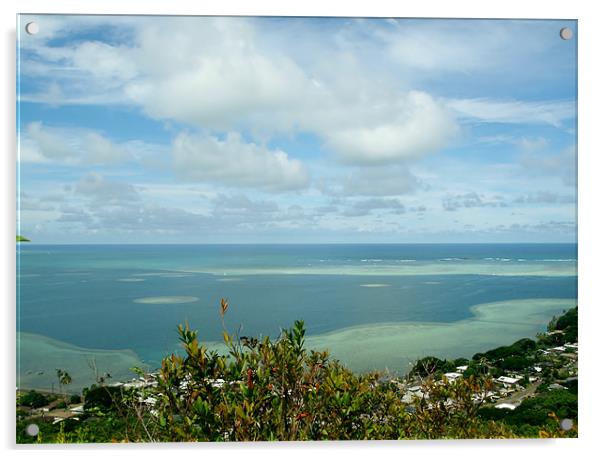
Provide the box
[22,122,129,165]
[172,132,309,192]
[20,17,460,165]
[325,91,458,164]
[445,98,575,127]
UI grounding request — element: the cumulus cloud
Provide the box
[172,132,309,192]
[22,122,129,165]
[17,16,577,243]
[21,17,459,165]
[325,91,458,164]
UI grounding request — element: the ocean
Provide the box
[16,243,577,392]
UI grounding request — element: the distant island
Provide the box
[16,235,30,242]
[16,304,577,442]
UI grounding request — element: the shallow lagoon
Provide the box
[18,298,575,392]
[17,244,577,391]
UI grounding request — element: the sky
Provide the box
[16,15,577,244]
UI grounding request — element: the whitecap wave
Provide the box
[133,296,199,304]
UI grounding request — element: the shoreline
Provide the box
[303,298,575,374]
[17,332,148,394]
[17,297,575,392]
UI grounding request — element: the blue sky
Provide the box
[17,16,577,243]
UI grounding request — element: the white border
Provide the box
[2,1,600,457]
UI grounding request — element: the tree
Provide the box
[56,369,72,405]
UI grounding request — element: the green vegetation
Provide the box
[16,235,30,242]
[472,338,537,362]
[540,307,578,345]
[16,304,578,443]
[18,390,50,409]
[479,389,577,434]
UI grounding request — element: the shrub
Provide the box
[18,390,49,408]
[84,386,125,412]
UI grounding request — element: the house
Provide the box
[496,376,521,386]
[444,372,463,381]
[456,365,468,373]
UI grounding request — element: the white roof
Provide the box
[553,346,566,351]
[495,403,517,410]
[497,376,520,384]
[456,365,468,371]
[444,372,462,380]
[124,380,147,388]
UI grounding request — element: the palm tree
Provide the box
[56,369,72,407]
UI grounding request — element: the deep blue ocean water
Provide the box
[17,243,577,384]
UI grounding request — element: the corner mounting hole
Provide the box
[560,418,574,431]
[559,27,573,40]
[25,423,39,436]
[25,22,39,35]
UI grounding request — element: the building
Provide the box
[444,372,463,381]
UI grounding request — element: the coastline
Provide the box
[304,298,576,374]
[17,297,575,392]
[17,332,147,393]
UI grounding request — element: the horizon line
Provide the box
[16,241,578,246]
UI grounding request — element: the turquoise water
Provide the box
[17,244,577,391]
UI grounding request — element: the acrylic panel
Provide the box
[16,15,577,443]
